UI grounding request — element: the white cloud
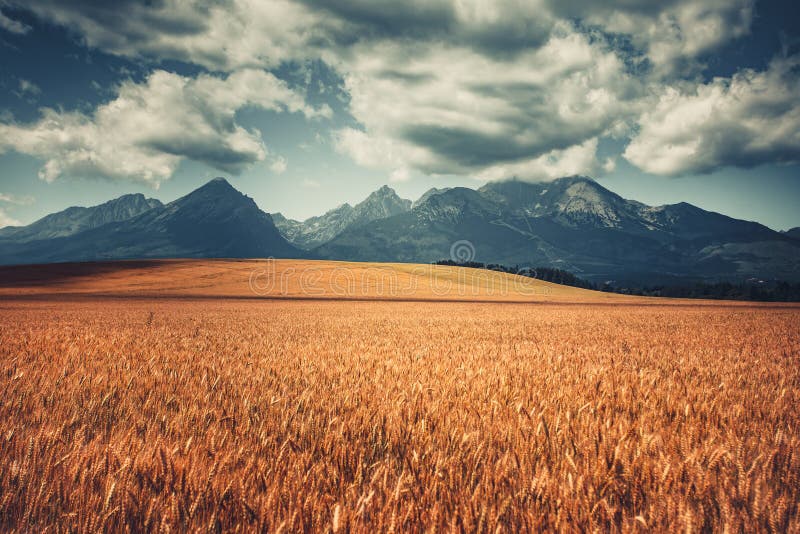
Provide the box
[18,79,39,95]
[333,25,640,178]
[476,138,602,182]
[23,0,751,77]
[2,1,641,185]
[269,156,288,174]
[389,168,411,183]
[13,79,41,102]
[624,57,800,176]
[334,127,440,174]
[0,69,326,185]
[8,0,788,184]
[0,9,30,34]
[10,0,333,71]
[548,0,754,76]
[0,192,34,205]
[0,191,31,228]
[302,178,320,188]
[0,208,20,228]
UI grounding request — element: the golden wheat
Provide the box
[0,297,798,532]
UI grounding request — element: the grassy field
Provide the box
[0,260,798,531]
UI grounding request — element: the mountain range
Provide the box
[0,178,300,265]
[316,177,800,283]
[1,176,798,284]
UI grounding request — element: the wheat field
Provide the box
[0,261,798,532]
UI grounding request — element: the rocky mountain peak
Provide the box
[357,185,412,217]
[271,185,412,250]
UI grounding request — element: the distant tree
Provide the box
[434,259,800,302]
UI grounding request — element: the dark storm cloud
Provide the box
[1,0,238,69]
[299,0,455,39]
[400,111,613,171]
[299,0,553,58]
[7,0,214,37]
[546,0,685,18]
[146,136,263,175]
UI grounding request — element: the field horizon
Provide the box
[1,259,790,308]
[0,259,623,303]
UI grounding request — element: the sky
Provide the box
[0,0,798,230]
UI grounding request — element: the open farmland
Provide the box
[0,259,620,302]
[0,261,798,532]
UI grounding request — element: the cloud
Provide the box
[303,0,555,57]
[14,79,41,102]
[17,79,40,95]
[270,156,288,174]
[334,26,640,177]
[476,138,603,182]
[0,192,34,205]
[0,191,29,228]
[0,208,20,228]
[10,0,789,183]
[389,168,410,183]
[20,0,751,76]
[0,69,327,185]
[624,56,800,176]
[9,0,332,70]
[12,0,557,69]
[15,1,754,78]
[547,0,754,76]
[0,9,31,34]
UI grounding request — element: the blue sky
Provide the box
[0,0,798,230]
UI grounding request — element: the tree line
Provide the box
[434,260,800,302]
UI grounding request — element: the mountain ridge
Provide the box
[0,176,797,284]
[784,227,800,240]
[0,178,301,264]
[272,185,412,249]
[0,193,162,242]
[316,176,800,283]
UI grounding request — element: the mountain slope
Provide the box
[412,187,451,209]
[784,227,800,240]
[0,193,162,242]
[273,185,411,249]
[0,178,302,265]
[318,177,800,283]
[316,186,555,265]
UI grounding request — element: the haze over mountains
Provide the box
[1,177,798,284]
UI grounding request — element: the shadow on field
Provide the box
[0,261,170,287]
